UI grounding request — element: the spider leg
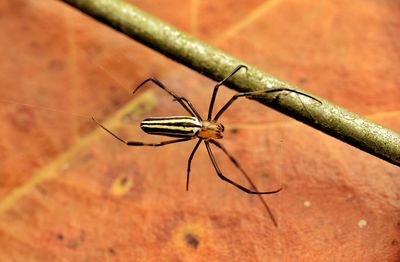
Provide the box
[204,141,281,195]
[133,77,201,118]
[209,139,280,227]
[207,65,248,120]
[93,117,193,146]
[214,88,322,120]
[186,139,202,191]
[173,96,202,120]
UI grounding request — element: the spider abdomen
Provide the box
[140,116,201,138]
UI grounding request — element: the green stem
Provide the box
[60,0,400,166]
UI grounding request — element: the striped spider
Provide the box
[93,65,320,226]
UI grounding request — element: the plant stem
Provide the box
[60,0,400,166]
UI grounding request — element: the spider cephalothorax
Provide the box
[198,120,224,140]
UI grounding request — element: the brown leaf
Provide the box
[0,0,399,261]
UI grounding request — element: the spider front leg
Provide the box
[207,65,248,120]
[92,117,194,146]
[214,88,322,120]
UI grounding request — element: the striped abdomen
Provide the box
[140,116,202,138]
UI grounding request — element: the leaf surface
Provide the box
[0,0,399,261]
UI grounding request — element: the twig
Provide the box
[60,0,400,166]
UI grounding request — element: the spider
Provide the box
[93,65,320,226]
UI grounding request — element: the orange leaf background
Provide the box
[0,0,399,261]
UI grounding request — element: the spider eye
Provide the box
[220,124,225,132]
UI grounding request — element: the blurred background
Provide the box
[0,0,399,261]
